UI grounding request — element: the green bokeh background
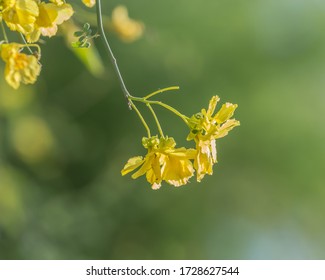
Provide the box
[1,0,325,259]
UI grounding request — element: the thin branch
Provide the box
[131,96,189,126]
[144,86,180,100]
[96,0,131,108]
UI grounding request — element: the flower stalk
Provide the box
[144,86,180,100]
[94,2,240,189]
[147,104,164,138]
[129,100,151,138]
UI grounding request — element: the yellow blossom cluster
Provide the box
[0,0,144,88]
[122,136,196,190]
[122,95,240,189]
[0,0,74,88]
[1,0,74,42]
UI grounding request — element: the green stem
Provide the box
[20,33,41,54]
[95,0,131,107]
[144,86,179,100]
[147,104,164,138]
[152,101,189,125]
[129,100,151,137]
[28,44,41,55]
[19,33,34,54]
[130,96,189,125]
[1,22,8,42]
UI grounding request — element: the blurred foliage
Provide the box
[1,0,325,259]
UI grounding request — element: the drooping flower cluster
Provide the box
[122,95,240,189]
[187,96,240,182]
[122,136,196,190]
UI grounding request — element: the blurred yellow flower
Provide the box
[82,0,95,8]
[111,5,144,42]
[26,1,74,42]
[0,43,41,89]
[1,0,39,35]
[121,136,196,189]
[188,96,240,182]
[11,116,55,163]
[50,0,64,5]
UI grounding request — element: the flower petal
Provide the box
[163,156,194,187]
[194,139,214,182]
[131,153,155,179]
[214,102,238,124]
[206,95,220,118]
[214,119,240,139]
[121,156,144,176]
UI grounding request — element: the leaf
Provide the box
[71,42,78,48]
[83,23,90,31]
[73,31,84,37]
[69,44,105,77]
[86,29,92,36]
[80,41,91,48]
[78,35,86,43]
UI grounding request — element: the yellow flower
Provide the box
[0,43,41,89]
[121,136,196,189]
[188,96,240,182]
[111,5,144,42]
[81,0,95,8]
[26,1,74,42]
[1,0,39,35]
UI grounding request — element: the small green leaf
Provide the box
[83,23,90,31]
[73,31,84,37]
[71,41,81,48]
[80,41,91,48]
[78,35,86,43]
